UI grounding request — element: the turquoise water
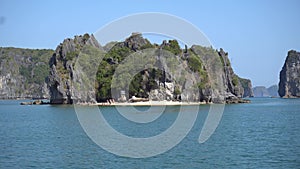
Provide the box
[0,98,299,168]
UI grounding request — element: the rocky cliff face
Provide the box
[216,48,254,99]
[218,48,244,98]
[278,50,300,98]
[47,34,102,104]
[238,77,254,97]
[0,47,53,99]
[188,46,240,103]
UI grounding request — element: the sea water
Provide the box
[0,98,299,168]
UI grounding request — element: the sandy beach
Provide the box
[93,101,208,106]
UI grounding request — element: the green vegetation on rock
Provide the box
[232,75,239,86]
[162,40,181,55]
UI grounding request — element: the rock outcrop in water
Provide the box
[278,50,300,98]
[0,47,53,99]
[47,33,252,104]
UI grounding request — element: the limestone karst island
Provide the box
[0,33,299,105]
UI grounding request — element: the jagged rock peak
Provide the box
[124,32,151,51]
[48,33,102,104]
[278,50,300,98]
[55,34,101,58]
[218,48,228,57]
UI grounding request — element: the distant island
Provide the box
[253,85,279,97]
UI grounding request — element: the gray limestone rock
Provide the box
[279,50,300,98]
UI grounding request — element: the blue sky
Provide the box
[0,0,299,87]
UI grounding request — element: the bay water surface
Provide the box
[0,98,299,168]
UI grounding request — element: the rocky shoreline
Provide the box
[20,100,50,105]
[71,98,251,106]
[19,98,250,106]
